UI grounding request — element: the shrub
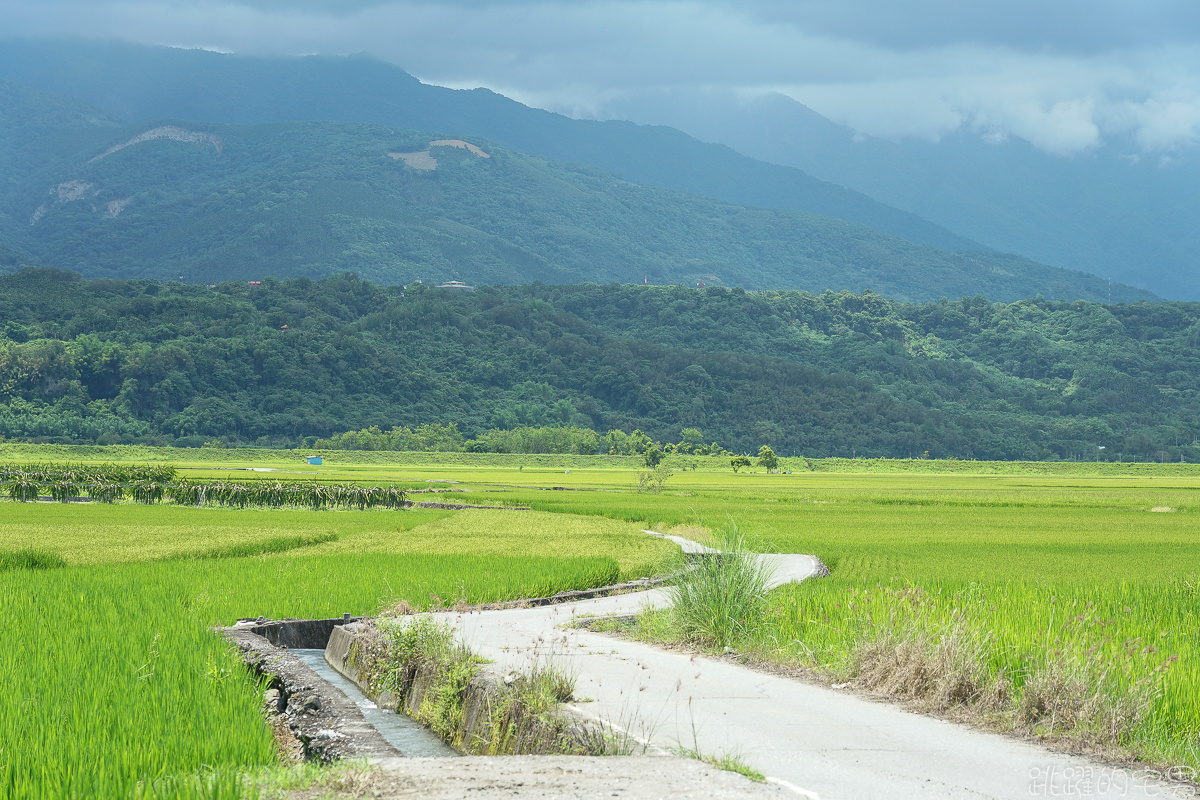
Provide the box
[666,523,775,649]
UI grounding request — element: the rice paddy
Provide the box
[0,483,673,799]
[2,445,1199,795]
[0,503,450,565]
[0,552,622,799]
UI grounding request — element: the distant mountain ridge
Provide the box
[598,88,1200,301]
[0,39,983,255]
[0,84,1154,303]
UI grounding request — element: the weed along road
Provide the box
[432,546,1173,800]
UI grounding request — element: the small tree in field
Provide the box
[636,464,673,494]
[756,445,778,473]
[730,455,752,473]
[643,445,665,468]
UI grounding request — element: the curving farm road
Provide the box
[426,532,1182,800]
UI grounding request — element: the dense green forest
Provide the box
[0,80,1153,305]
[0,269,1196,461]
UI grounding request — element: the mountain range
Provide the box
[0,39,979,254]
[0,60,1150,302]
[0,39,1163,303]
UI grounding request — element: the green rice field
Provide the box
[0,552,623,799]
[2,444,1199,795]
[0,505,671,578]
[0,481,672,799]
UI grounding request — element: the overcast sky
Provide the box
[3,0,1200,155]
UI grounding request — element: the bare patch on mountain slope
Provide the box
[30,182,133,224]
[391,150,438,171]
[53,180,97,202]
[105,198,133,218]
[389,139,490,171]
[91,126,223,162]
[30,181,100,224]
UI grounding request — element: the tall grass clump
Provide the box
[380,616,482,743]
[666,523,776,649]
[377,616,605,756]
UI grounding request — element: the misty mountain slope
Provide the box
[0,81,123,205]
[600,89,1200,300]
[0,39,984,255]
[0,104,1153,302]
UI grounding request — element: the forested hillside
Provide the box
[1,269,1196,461]
[0,83,1152,304]
[0,40,981,253]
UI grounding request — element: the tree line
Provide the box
[314,423,730,459]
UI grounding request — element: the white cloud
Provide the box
[1112,94,1200,151]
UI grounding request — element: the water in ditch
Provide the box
[292,649,459,758]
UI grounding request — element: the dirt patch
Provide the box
[389,139,490,171]
[268,708,307,763]
[285,755,793,799]
[105,198,132,218]
[91,126,222,161]
[53,180,96,202]
[390,151,438,171]
[1150,506,1176,512]
[405,500,529,510]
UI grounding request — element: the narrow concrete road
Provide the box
[430,538,1182,800]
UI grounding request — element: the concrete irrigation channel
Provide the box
[226,532,1182,799]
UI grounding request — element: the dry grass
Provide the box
[844,608,1165,757]
[1016,653,1161,747]
[851,618,1005,712]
